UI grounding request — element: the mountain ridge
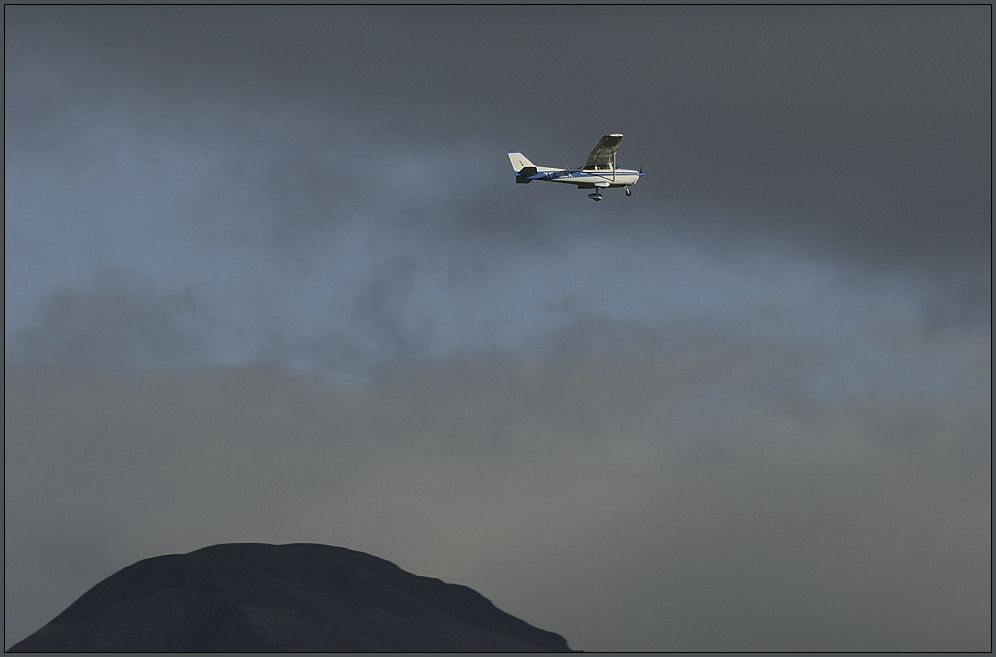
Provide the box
[11,542,573,652]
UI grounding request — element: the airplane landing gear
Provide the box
[625,187,632,197]
[588,192,603,201]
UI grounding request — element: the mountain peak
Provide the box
[11,542,572,652]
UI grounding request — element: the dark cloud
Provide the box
[350,257,433,359]
[6,5,989,294]
[8,269,212,372]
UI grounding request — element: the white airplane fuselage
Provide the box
[507,142,643,200]
[524,166,642,188]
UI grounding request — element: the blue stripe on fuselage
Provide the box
[537,170,638,181]
[537,170,637,178]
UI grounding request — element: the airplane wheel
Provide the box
[588,193,603,201]
[625,188,632,197]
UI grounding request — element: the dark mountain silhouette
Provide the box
[10,542,572,652]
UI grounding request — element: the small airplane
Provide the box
[507,133,644,201]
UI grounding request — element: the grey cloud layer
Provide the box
[10,269,211,372]
[5,319,989,650]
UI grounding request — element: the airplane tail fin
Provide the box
[507,151,536,173]
[508,151,538,183]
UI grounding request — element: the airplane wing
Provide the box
[583,133,623,169]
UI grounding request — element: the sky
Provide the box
[3,4,991,651]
